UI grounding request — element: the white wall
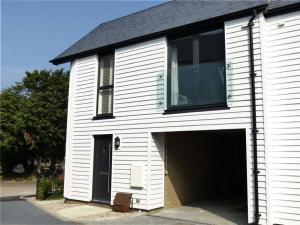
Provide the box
[66,56,98,201]
[64,16,267,223]
[263,11,300,225]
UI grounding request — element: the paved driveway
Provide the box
[0,196,73,225]
[0,181,36,197]
[0,197,206,225]
[86,201,247,225]
[87,214,207,225]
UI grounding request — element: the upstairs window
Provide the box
[96,54,114,117]
[167,28,226,110]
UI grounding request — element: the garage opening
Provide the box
[164,129,247,224]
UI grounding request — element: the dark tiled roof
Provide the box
[50,0,298,65]
[268,0,300,10]
[267,0,300,14]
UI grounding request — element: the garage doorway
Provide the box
[164,129,247,224]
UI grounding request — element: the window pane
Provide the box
[170,36,193,106]
[98,88,113,114]
[197,61,226,105]
[197,29,225,105]
[173,36,193,66]
[198,29,224,62]
[99,54,114,87]
[169,28,226,108]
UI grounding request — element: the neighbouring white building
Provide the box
[50,1,300,224]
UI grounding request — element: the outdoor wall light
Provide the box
[114,136,120,149]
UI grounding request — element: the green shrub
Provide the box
[36,176,63,200]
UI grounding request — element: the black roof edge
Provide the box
[50,4,267,65]
[264,2,300,18]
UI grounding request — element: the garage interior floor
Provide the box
[163,130,248,225]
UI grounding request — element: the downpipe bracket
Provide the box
[252,129,259,134]
[253,169,260,175]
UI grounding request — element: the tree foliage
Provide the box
[0,69,69,173]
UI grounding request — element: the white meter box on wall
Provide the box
[130,164,144,188]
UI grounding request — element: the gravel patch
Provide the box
[26,197,143,223]
[79,211,134,219]
[42,200,79,211]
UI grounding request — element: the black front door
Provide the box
[92,135,112,203]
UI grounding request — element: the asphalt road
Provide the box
[0,196,72,225]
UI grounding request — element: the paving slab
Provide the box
[152,206,233,225]
[86,214,207,225]
[151,200,248,225]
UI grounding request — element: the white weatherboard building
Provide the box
[51,1,300,225]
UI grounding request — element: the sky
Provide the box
[1,0,166,89]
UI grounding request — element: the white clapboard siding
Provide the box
[111,130,149,210]
[64,55,98,201]
[226,15,267,224]
[65,16,266,222]
[64,61,75,199]
[148,133,165,209]
[263,11,300,225]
